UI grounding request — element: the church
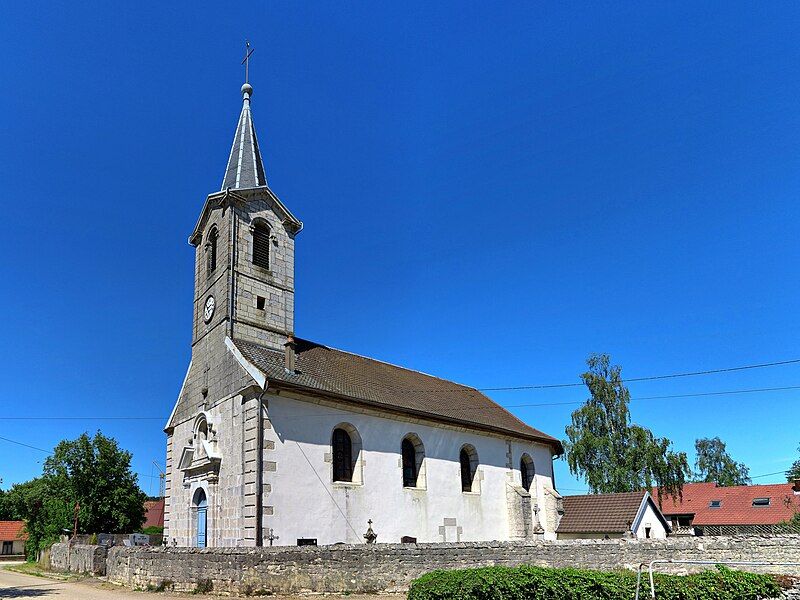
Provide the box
[163,76,564,547]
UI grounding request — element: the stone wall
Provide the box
[106,536,800,595]
[49,543,107,575]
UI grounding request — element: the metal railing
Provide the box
[702,524,800,536]
[634,559,800,600]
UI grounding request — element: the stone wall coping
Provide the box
[107,534,800,557]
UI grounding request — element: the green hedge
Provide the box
[407,565,784,600]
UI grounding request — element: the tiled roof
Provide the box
[143,499,165,529]
[233,338,563,451]
[557,491,650,534]
[0,521,27,542]
[655,482,800,526]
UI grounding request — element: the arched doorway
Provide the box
[193,488,207,548]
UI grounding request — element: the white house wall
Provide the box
[265,392,557,545]
[1,540,25,555]
[635,501,668,540]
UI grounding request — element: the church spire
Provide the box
[221,44,267,190]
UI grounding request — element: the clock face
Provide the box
[203,295,216,323]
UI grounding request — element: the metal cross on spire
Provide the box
[242,40,255,84]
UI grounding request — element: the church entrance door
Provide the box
[193,488,207,548]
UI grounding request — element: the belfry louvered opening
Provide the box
[252,222,271,269]
[206,226,218,275]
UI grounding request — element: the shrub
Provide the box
[407,565,783,600]
[193,578,213,594]
[146,580,173,592]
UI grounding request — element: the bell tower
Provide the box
[165,58,302,548]
[188,79,303,354]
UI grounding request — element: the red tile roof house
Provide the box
[655,481,800,536]
[557,491,671,540]
[143,498,165,529]
[0,521,28,558]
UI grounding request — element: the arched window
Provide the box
[332,427,353,482]
[460,444,479,493]
[252,220,271,270]
[401,433,426,489]
[206,226,218,274]
[402,438,417,487]
[520,453,535,491]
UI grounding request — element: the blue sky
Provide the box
[1,2,799,496]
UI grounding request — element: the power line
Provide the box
[750,470,789,480]
[478,358,800,391]
[0,435,49,454]
[293,441,361,540]
[0,435,161,484]
[0,417,163,421]
[236,383,800,420]
[1,433,791,495]
[557,471,790,496]
[0,357,796,422]
[496,384,800,411]
[3,383,800,423]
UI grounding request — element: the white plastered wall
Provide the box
[634,501,668,539]
[264,392,557,545]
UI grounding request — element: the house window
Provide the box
[752,497,771,507]
[520,453,535,491]
[709,500,722,508]
[460,445,478,493]
[206,226,218,274]
[332,427,354,482]
[252,221,271,269]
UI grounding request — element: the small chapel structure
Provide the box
[163,73,564,547]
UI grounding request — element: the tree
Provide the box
[564,354,690,500]
[3,478,71,559]
[787,443,800,482]
[693,437,750,486]
[9,432,146,558]
[0,489,10,520]
[43,432,146,535]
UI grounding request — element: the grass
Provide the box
[4,560,82,581]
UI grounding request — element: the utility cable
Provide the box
[293,441,361,541]
[477,358,800,391]
[3,383,800,421]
